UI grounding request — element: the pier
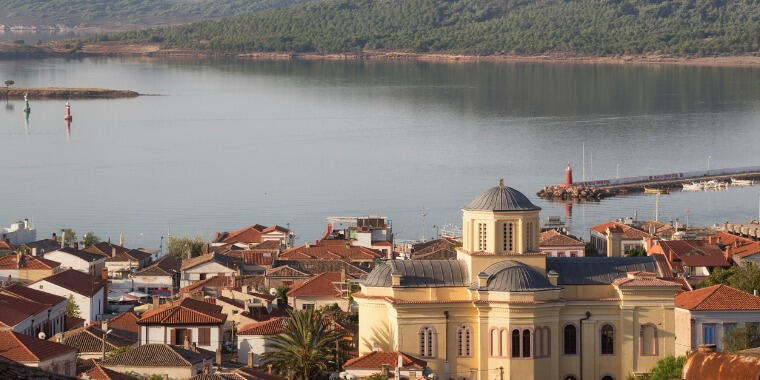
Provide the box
[537,165,760,201]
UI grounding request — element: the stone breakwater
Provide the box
[537,185,619,201]
[3,88,139,100]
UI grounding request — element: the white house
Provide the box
[0,330,77,377]
[137,297,226,352]
[539,229,585,257]
[1,219,36,245]
[180,253,238,287]
[236,317,286,365]
[0,284,67,338]
[132,256,180,296]
[43,247,107,275]
[29,269,106,323]
[342,351,428,379]
[675,284,760,355]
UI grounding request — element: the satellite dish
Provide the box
[269,287,277,296]
[37,332,46,340]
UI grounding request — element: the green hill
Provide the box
[0,0,313,27]
[101,0,760,56]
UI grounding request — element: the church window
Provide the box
[478,223,487,251]
[522,329,531,358]
[641,324,658,356]
[500,329,509,357]
[419,326,436,357]
[601,324,615,355]
[457,325,471,357]
[564,324,577,355]
[511,329,520,357]
[502,223,508,251]
[490,328,499,357]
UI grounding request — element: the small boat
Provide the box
[731,178,754,186]
[682,182,703,191]
[644,186,669,194]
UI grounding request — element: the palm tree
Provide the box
[261,308,345,379]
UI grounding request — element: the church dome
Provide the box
[480,260,558,292]
[464,179,540,212]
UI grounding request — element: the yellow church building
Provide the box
[355,181,682,380]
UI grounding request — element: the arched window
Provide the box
[457,325,471,357]
[602,376,614,380]
[500,329,509,358]
[640,324,658,356]
[564,324,577,355]
[418,326,436,358]
[490,328,499,357]
[601,324,615,355]
[522,329,531,358]
[511,329,520,358]
[564,376,578,380]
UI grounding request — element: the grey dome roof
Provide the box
[364,260,469,288]
[479,260,558,292]
[464,180,540,212]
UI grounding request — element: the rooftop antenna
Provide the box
[582,142,586,182]
[590,150,593,180]
[655,193,660,222]
[420,206,427,243]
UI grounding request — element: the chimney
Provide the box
[16,252,22,269]
[184,333,191,350]
[31,247,38,257]
[247,351,254,368]
[152,296,160,308]
[52,232,57,241]
[102,321,108,333]
[315,240,319,246]
[267,364,273,375]
[215,348,222,365]
[101,267,109,317]
[111,247,117,257]
[547,270,559,286]
[340,268,346,283]
[754,289,758,297]
[698,344,716,353]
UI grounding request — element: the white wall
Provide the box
[12,299,66,338]
[133,275,174,295]
[31,280,104,323]
[1,221,36,245]
[181,261,236,287]
[142,325,222,351]
[237,335,271,364]
[23,351,76,377]
[677,308,760,353]
[540,246,585,257]
[43,250,105,274]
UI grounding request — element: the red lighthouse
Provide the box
[565,162,573,186]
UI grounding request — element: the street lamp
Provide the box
[102,328,113,360]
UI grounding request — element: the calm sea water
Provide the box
[1,57,759,249]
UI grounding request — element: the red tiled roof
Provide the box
[590,221,653,240]
[539,230,584,247]
[612,277,683,288]
[83,242,129,257]
[0,241,15,250]
[0,254,61,270]
[138,297,226,325]
[84,364,134,380]
[279,244,382,261]
[215,225,288,244]
[1,283,66,306]
[656,240,730,268]
[0,330,75,362]
[236,367,288,380]
[180,253,238,271]
[0,293,49,327]
[34,269,105,297]
[180,274,235,294]
[108,310,139,334]
[675,284,760,311]
[287,272,344,297]
[65,316,85,330]
[343,351,426,370]
[237,317,287,336]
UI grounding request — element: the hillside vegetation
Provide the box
[101,0,760,56]
[0,0,313,27]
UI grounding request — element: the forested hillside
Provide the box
[103,0,760,55]
[0,0,313,27]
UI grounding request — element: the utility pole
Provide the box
[582,142,586,182]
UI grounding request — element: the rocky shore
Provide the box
[4,88,140,99]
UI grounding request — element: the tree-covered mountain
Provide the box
[0,0,313,28]
[100,0,760,56]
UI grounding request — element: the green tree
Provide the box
[625,247,647,257]
[261,308,345,379]
[647,356,685,380]
[723,324,760,352]
[365,374,389,380]
[166,235,205,259]
[4,80,14,89]
[701,263,760,294]
[61,228,77,246]
[81,232,100,247]
[66,294,81,318]
[585,242,598,256]
[107,345,133,358]
[275,284,289,305]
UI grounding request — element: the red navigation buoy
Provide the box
[64,101,73,121]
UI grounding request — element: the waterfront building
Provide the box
[356,181,682,380]
[1,219,36,245]
[674,284,760,355]
[539,229,585,257]
[589,220,652,257]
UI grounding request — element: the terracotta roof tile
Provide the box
[676,284,760,310]
[287,272,344,297]
[100,344,213,367]
[50,247,108,263]
[181,253,239,271]
[0,330,75,362]
[1,283,66,306]
[0,254,61,270]
[108,311,139,334]
[656,240,730,268]
[343,351,426,370]
[0,293,49,327]
[590,221,653,239]
[278,244,382,261]
[34,269,105,297]
[58,325,135,353]
[539,230,585,247]
[84,364,134,380]
[138,297,226,325]
[236,368,288,380]
[237,317,287,336]
[180,275,235,294]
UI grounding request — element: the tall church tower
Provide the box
[461,179,541,254]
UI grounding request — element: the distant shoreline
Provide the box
[3,41,760,67]
[4,87,140,99]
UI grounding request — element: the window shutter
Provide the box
[170,328,177,345]
[199,328,210,346]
